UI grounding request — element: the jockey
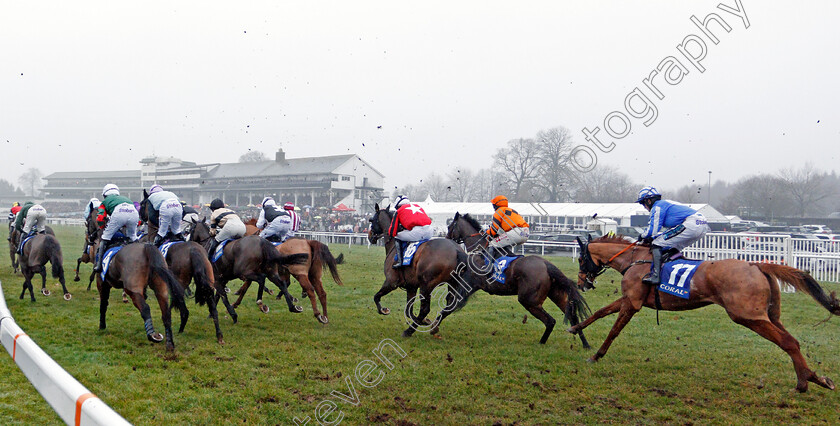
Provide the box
[6,202,21,241]
[637,186,710,285]
[93,184,140,272]
[14,201,48,252]
[388,196,433,269]
[180,201,201,236]
[283,202,301,239]
[487,195,530,257]
[147,184,184,246]
[207,198,246,256]
[256,197,292,242]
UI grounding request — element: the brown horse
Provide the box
[232,238,344,324]
[190,221,307,321]
[140,195,226,343]
[447,213,591,347]
[369,204,474,338]
[9,226,54,274]
[96,239,189,351]
[74,208,99,287]
[569,235,840,392]
[17,233,70,301]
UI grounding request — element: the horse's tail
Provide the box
[449,250,479,312]
[308,240,344,285]
[547,261,591,324]
[261,239,309,269]
[145,244,189,321]
[189,244,214,307]
[44,236,65,281]
[752,262,840,316]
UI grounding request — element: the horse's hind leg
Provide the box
[74,257,82,282]
[403,288,433,338]
[297,274,327,323]
[39,265,50,296]
[732,316,834,392]
[214,277,238,324]
[232,280,252,308]
[150,280,176,352]
[21,266,35,302]
[548,288,590,349]
[267,273,302,313]
[126,290,166,346]
[520,296,557,344]
[98,282,111,330]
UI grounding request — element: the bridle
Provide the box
[579,241,651,288]
[448,218,486,253]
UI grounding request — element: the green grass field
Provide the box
[1,225,839,425]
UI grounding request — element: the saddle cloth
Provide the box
[394,239,430,267]
[657,258,703,299]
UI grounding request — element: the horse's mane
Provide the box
[592,235,637,245]
[461,214,482,231]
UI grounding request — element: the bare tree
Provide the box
[534,126,574,202]
[671,184,703,204]
[447,167,476,202]
[724,174,792,220]
[422,173,451,202]
[17,168,43,197]
[779,163,836,217]
[0,179,23,197]
[238,150,268,162]
[572,165,636,203]
[394,183,427,202]
[493,138,540,200]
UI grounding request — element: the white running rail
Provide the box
[0,280,130,426]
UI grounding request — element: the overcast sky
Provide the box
[1,1,838,196]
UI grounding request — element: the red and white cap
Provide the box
[283,202,295,210]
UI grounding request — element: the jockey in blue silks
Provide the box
[637,186,711,285]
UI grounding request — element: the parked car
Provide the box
[567,229,602,241]
[802,224,833,234]
[616,226,643,239]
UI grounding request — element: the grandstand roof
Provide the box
[44,170,139,179]
[205,154,358,179]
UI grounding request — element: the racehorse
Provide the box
[368,204,474,338]
[232,238,345,324]
[17,233,70,301]
[96,239,189,351]
[139,195,227,344]
[74,208,99,287]
[9,226,54,274]
[446,213,591,347]
[570,235,840,392]
[190,221,308,321]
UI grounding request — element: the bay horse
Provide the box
[96,239,189,351]
[17,233,70,301]
[447,213,591,347]
[140,195,226,343]
[232,238,345,324]
[190,221,307,321]
[570,235,840,392]
[9,226,54,274]
[74,208,99,287]
[369,204,474,338]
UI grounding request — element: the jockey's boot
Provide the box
[153,234,164,247]
[93,240,110,273]
[173,232,185,242]
[207,239,219,257]
[18,230,34,252]
[642,245,663,285]
[392,241,405,269]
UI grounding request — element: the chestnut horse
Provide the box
[570,235,839,392]
[232,238,344,324]
[190,221,307,321]
[96,239,189,351]
[369,204,474,337]
[17,233,70,301]
[447,213,591,347]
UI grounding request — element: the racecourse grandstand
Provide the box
[42,149,385,213]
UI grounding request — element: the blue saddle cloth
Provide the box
[211,239,233,263]
[489,255,522,284]
[394,239,429,267]
[658,259,703,299]
[101,246,125,280]
[17,234,37,255]
[158,241,184,258]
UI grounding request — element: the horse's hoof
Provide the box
[586,357,598,364]
[165,343,175,352]
[567,327,578,335]
[42,289,51,296]
[402,330,413,338]
[63,293,72,301]
[258,303,270,314]
[231,315,238,324]
[432,334,442,340]
[218,338,225,345]
[817,376,835,390]
[225,287,231,294]
[73,277,80,282]
[317,315,329,324]
[148,332,164,343]
[422,318,432,325]
[232,289,240,295]
[265,288,274,296]
[379,308,391,315]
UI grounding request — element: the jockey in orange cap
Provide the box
[487,195,530,257]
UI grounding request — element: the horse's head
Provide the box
[576,235,601,291]
[367,203,391,244]
[139,190,151,223]
[446,212,462,241]
[190,219,211,243]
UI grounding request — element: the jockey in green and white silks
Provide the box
[93,184,140,272]
[637,186,710,285]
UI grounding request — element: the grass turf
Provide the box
[0,225,839,424]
